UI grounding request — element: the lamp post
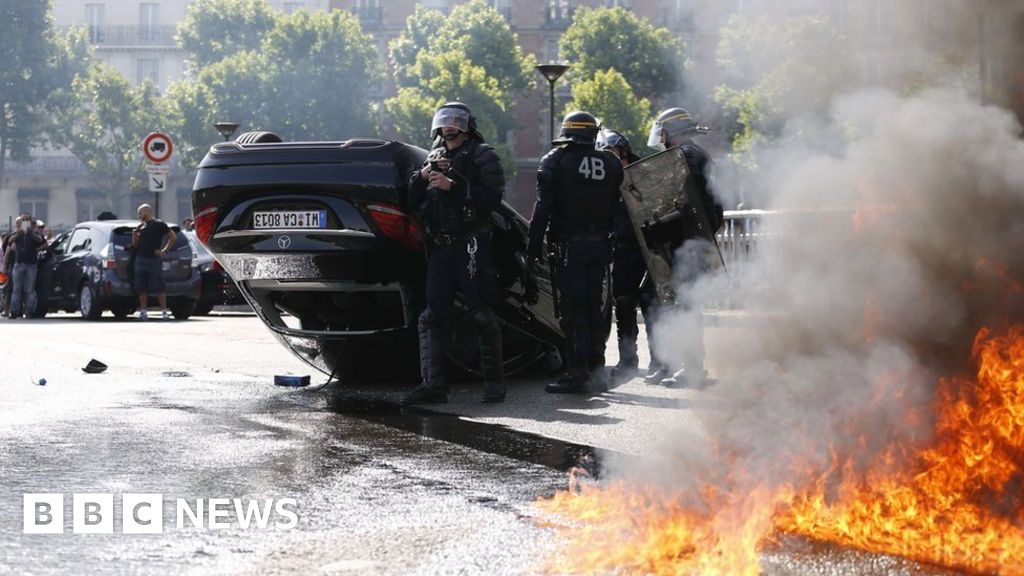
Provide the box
[535,64,570,146]
[214,121,240,141]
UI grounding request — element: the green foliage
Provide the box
[49,63,171,202]
[176,0,275,69]
[0,0,88,186]
[714,15,854,165]
[168,8,381,170]
[565,69,652,155]
[560,7,685,102]
[385,0,532,180]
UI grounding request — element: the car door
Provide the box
[59,227,92,303]
[41,232,72,306]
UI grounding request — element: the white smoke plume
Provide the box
[638,0,1024,494]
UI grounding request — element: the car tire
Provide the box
[192,301,214,316]
[235,131,282,144]
[78,283,102,320]
[169,299,196,320]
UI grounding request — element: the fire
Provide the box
[537,326,1024,574]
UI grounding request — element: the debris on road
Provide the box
[82,359,108,374]
[161,370,191,378]
[274,374,311,387]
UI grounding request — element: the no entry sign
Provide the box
[143,132,173,164]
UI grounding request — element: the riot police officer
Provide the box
[596,129,650,381]
[527,111,624,393]
[402,102,506,404]
[643,107,724,386]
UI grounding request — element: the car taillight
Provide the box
[99,243,117,269]
[211,260,223,272]
[366,203,423,251]
[195,205,218,245]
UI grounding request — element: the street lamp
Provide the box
[213,121,240,141]
[535,64,570,146]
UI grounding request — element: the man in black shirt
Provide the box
[131,204,176,321]
[7,214,47,319]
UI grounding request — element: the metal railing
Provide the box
[709,209,769,309]
[68,25,178,47]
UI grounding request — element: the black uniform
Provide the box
[640,139,723,380]
[528,143,623,384]
[610,152,652,374]
[407,137,506,401]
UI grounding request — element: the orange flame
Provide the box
[537,326,1024,574]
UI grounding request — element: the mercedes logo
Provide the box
[277,235,292,249]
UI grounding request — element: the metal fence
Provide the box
[710,209,769,309]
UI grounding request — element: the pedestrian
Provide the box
[131,204,176,321]
[527,111,623,393]
[8,214,47,319]
[181,217,194,231]
[642,107,725,386]
[596,129,652,382]
[401,102,507,405]
[1,229,16,316]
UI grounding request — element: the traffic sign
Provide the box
[148,172,168,193]
[146,163,171,174]
[143,132,173,164]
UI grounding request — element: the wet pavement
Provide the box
[0,312,966,575]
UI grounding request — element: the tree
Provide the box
[169,8,381,170]
[176,0,275,69]
[565,69,652,155]
[0,1,89,192]
[713,15,854,161]
[389,5,447,87]
[559,7,685,103]
[49,63,171,209]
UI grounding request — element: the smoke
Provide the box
[631,1,1024,499]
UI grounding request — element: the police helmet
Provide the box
[553,110,601,145]
[647,107,698,150]
[596,129,632,158]
[431,101,478,140]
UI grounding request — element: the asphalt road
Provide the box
[0,312,963,575]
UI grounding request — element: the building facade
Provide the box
[3,0,1022,230]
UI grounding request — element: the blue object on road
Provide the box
[274,375,310,387]
[36,378,46,386]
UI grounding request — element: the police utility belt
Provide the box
[427,227,490,247]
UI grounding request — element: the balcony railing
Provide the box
[68,25,178,47]
[6,156,86,176]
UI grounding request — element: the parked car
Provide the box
[34,219,200,320]
[192,133,609,381]
[184,230,246,315]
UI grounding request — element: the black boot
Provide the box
[405,308,448,404]
[546,373,587,393]
[611,360,639,381]
[474,308,506,403]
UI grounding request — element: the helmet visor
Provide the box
[596,129,625,151]
[431,107,471,135]
[647,121,666,150]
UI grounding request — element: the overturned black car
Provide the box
[192,133,604,382]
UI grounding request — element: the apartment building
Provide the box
[2,0,1020,229]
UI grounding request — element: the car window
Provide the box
[68,228,91,252]
[52,233,71,254]
[111,227,134,248]
[169,226,190,251]
[185,231,210,257]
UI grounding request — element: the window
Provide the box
[85,4,105,42]
[18,189,49,224]
[139,3,159,42]
[137,58,160,86]
[663,0,695,29]
[544,37,560,63]
[76,189,109,222]
[355,0,380,25]
[548,0,572,22]
[606,0,631,8]
[69,228,92,253]
[283,2,303,13]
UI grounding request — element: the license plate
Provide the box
[252,210,328,230]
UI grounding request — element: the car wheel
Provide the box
[78,283,102,320]
[192,301,214,316]
[169,299,196,320]
[110,303,132,320]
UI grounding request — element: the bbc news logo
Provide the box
[23,494,298,534]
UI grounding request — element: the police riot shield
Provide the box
[620,146,723,304]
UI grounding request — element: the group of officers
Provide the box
[401,102,723,405]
